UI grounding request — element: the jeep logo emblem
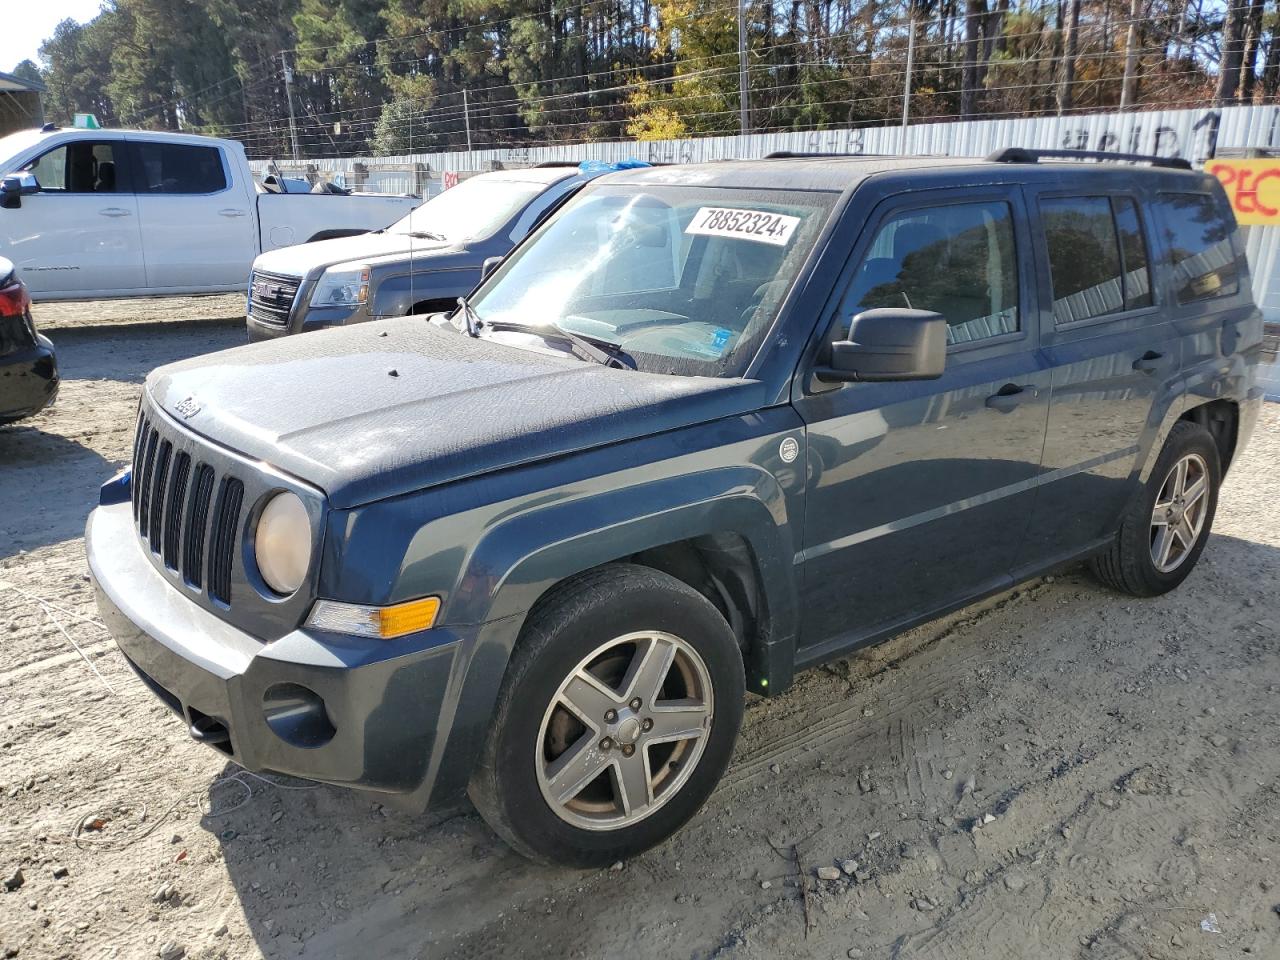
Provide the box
[779,437,799,463]
[174,396,201,420]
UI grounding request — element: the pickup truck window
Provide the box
[1155,192,1240,304]
[388,177,546,242]
[470,184,837,378]
[133,142,227,194]
[843,200,1018,345]
[24,141,120,193]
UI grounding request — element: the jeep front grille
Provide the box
[132,412,244,606]
[248,271,301,326]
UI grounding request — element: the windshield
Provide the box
[388,177,547,241]
[0,130,49,174]
[470,184,837,377]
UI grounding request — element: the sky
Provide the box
[4,1,105,74]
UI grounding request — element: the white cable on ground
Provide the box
[67,772,321,850]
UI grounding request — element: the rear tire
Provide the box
[1089,420,1220,597]
[468,563,744,867]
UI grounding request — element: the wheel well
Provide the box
[409,297,457,316]
[546,535,770,663]
[1179,399,1239,473]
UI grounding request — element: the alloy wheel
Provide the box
[1150,452,1210,574]
[535,630,714,831]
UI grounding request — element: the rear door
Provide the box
[1015,188,1183,571]
[4,136,145,296]
[793,189,1052,660]
[128,137,257,290]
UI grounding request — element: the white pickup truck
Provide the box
[0,127,419,300]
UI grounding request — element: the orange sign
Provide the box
[1205,158,1280,225]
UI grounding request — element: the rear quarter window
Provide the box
[1153,192,1240,304]
[133,142,228,194]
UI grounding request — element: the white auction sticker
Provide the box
[685,207,801,247]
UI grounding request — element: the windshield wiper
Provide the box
[406,230,447,241]
[484,319,636,370]
[455,296,483,338]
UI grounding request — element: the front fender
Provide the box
[370,268,481,316]
[456,466,798,644]
[425,470,802,805]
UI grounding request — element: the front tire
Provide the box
[468,564,745,867]
[1089,420,1221,597]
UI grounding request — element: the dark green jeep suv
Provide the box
[88,149,1264,866]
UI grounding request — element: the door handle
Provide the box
[985,383,1038,412]
[1132,350,1167,375]
[218,208,247,218]
[99,207,131,218]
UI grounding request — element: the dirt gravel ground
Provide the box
[2,306,1280,960]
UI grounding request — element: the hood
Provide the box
[252,231,454,278]
[146,318,765,509]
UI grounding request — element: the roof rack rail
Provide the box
[986,147,1192,170]
[533,161,583,168]
[763,151,900,160]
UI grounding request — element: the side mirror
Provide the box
[0,172,38,209]
[815,308,946,383]
[480,256,503,281]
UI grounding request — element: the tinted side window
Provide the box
[1041,196,1125,323]
[133,142,227,194]
[1113,197,1153,311]
[1155,193,1239,304]
[1042,195,1155,322]
[843,201,1019,345]
[24,141,121,193]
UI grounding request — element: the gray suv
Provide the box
[245,164,600,340]
[90,149,1263,867]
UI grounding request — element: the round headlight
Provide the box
[254,492,312,595]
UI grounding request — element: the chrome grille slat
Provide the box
[208,478,244,606]
[147,441,172,554]
[131,413,148,521]
[136,429,159,539]
[248,270,301,326]
[162,452,191,570]
[183,464,215,589]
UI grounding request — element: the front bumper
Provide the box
[0,334,58,423]
[87,498,517,809]
[246,300,366,342]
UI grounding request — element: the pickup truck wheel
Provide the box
[468,564,744,867]
[1089,420,1221,597]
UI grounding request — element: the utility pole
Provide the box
[901,19,916,153]
[463,89,473,152]
[281,51,301,161]
[738,0,749,134]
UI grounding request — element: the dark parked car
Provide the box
[88,150,1264,866]
[245,162,625,341]
[0,256,57,424]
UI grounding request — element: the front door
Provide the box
[3,137,145,296]
[129,138,256,290]
[793,192,1051,663]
